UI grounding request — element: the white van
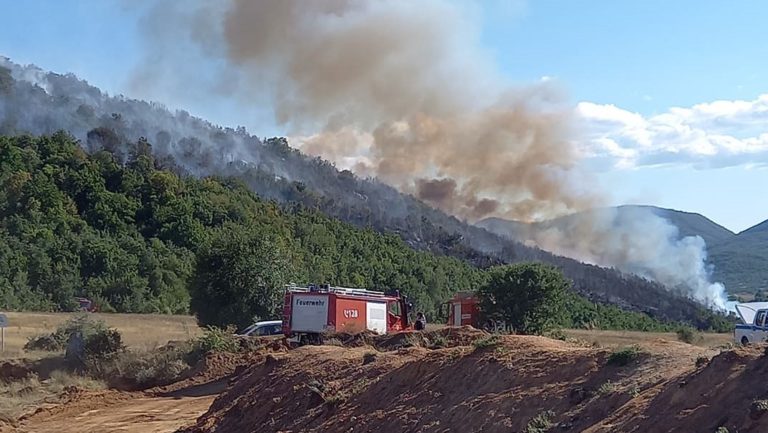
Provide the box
[237,320,283,337]
[734,302,768,345]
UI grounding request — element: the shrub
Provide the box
[24,334,62,351]
[751,399,768,416]
[187,326,241,363]
[478,263,570,335]
[190,224,293,329]
[24,314,108,352]
[429,335,448,349]
[598,381,616,395]
[362,352,377,365]
[695,356,709,368]
[472,335,501,349]
[85,342,194,389]
[545,328,568,341]
[607,345,643,367]
[524,410,555,433]
[676,327,696,344]
[84,329,124,361]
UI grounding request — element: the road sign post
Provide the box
[0,313,7,353]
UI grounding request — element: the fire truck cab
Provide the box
[282,284,412,345]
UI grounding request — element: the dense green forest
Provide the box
[0,133,729,331]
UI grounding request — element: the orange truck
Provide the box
[443,291,506,332]
[282,284,413,345]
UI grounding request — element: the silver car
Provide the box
[237,320,284,337]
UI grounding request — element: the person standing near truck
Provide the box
[415,312,427,331]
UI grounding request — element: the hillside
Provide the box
[627,205,735,246]
[478,206,768,295]
[0,133,715,333]
[0,57,728,325]
[478,205,735,249]
[710,219,768,293]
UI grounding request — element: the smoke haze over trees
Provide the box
[1,132,734,332]
[121,0,728,309]
[0,57,730,323]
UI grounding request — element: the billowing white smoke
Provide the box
[528,207,727,309]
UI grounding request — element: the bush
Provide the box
[24,314,108,352]
[524,410,555,433]
[751,399,768,417]
[188,326,241,363]
[24,334,62,351]
[545,328,568,341]
[84,329,124,361]
[472,335,501,349]
[676,327,696,344]
[190,224,293,329]
[86,342,195,389]
[607,345,643,367]
[429,335,448,349]
[598,381,616,395]
[478,263,569,335]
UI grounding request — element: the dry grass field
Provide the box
[0,312,734,358]
[565,328,733,348]
[0,312,201,358]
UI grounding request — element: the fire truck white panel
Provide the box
[366,301,387,334]
[291,294,329,333]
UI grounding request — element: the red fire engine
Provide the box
[282,284,412,344]
[443,291,506,332]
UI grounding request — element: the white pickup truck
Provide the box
[734,302,768,345]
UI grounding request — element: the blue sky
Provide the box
[1,0,767,233]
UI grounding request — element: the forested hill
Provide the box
[0,58,724,324]
[0,134,731,331]
[0,133,487,315]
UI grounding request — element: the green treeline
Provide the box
[0,133,714,331]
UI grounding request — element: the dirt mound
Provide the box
[0,362,34,383]
[373,326,489,350]
[182,334,698,433]
[586,345,768,432]
[149,348,278,396]
[325,326,489,351]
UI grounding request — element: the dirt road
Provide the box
[14,394,213,433]
[6,376,231,433]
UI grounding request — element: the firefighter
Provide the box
[414,312,427,331]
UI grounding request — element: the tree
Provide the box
[477,263,570,335]
[190,223,294,329]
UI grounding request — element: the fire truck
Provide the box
[443,291,507,332]
[282,284,413,345]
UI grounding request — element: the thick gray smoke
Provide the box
[129,0,598,223]
[0,0,729,310]
[128,0,727,308]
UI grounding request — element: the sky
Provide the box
[1,0,767,233]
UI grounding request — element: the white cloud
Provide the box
[577,94,768,170]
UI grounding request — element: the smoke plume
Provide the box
[130,0,598,222]
[523,207,727,309]
[0,1,729,309]
[126,0,728,308]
